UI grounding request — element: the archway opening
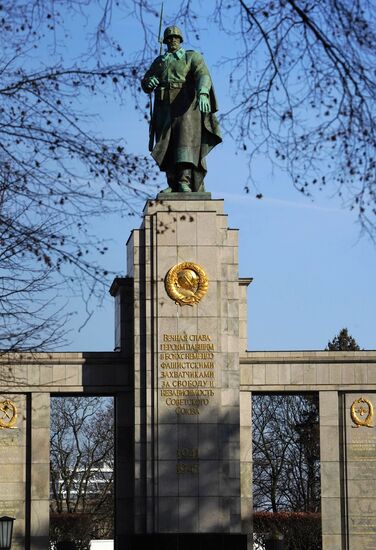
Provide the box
[252,393,321,550]
[49,396,114,550]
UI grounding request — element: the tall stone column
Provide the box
[122,198,246,548]
[343,392,376,549]
[0,391,50,550]
[0,393,27,550]
[240,391,252,539]
[319,391,343,549]
[30,392,50,550]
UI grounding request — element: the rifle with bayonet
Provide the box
[148,3,164,152]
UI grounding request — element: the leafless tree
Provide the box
[0,1,157,351]
[50,396,114,546]
[133,0,376,238]
[252,394,320,513]
[252,394,321,548]
[3,1,375,349]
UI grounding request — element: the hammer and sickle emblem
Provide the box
[0,399,18,429]
[350,397,374,428]
[164,262,209,307]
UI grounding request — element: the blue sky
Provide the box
[57,1,375,351]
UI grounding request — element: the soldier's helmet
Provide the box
[163,26,184,44]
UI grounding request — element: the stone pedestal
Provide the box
[0,393,27,550]
[114,197,246,548]
[343,392,376,549]
[319,391,342,550]
[0,392,50,550]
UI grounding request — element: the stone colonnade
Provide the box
[1,351,376,548]
[241,351,376,549]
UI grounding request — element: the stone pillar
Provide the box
[319,391,343,549]
[110,277,134,353]
[343,392,376,549]
[0,393,27,550]
[126,198,246,548]
[0,391,50,550]
[239,279,252,354]
[30,392,50,550]
[240,391,252,543]
[115,391,135,547]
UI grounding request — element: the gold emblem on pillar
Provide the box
[350,397,374,428]
[164,262,208,306]
[0,399,18,429]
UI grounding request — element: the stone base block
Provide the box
[119,533,247,550]
[156,192,212,201]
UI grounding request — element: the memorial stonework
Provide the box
[0,394,26,550]
[112,197,247,547]
[0,195,376,550]
[343,393,376,549]
[0,391,50,550]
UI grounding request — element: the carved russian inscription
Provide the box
[346,394,376,547]
[159,333,216,415]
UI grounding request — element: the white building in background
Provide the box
[52,462,113,500]
[90,541,114,549]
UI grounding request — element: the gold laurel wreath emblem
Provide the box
[350,397,374,428]
[164,262,209,306]
[0,399,18,429]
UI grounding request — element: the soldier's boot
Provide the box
[192,167,206,192]
[177,166,192,193]
[160,171,177,193]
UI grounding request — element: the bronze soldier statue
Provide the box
[141,26,222,193]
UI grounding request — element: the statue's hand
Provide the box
[198,93,211,113]
[146,76,159,92]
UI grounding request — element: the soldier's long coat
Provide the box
[141,49,222,186]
